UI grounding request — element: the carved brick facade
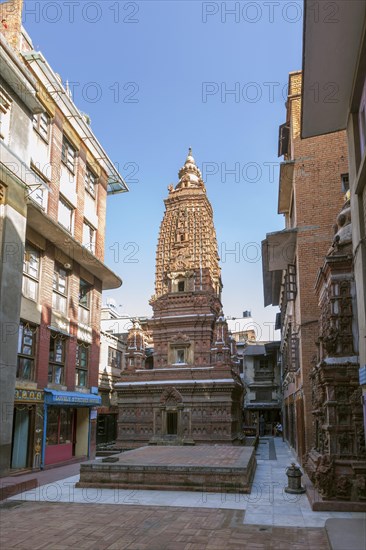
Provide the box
[306,199,366,505]
[115,150,244,448]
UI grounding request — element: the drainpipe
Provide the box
[87,408,91,459]
[40,403,48,470]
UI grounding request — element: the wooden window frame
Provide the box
[48,333,66,385]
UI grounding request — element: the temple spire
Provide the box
[176,147,205,190]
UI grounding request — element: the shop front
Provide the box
[11,388,44,471]
[96,406,118,447]
[244,403,282,436]
[43,389,101,467]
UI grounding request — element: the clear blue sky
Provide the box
[24,0,303,339]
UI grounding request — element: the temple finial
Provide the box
[186,147,194,164]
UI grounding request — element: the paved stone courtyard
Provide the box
[1,501,330,549]
[1,438,364,549]
[94,444,252,467]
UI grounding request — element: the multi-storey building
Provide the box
[0,16,44,477]
[238,341,281,433]
[299,1,366,508]
[0,0,127,475]
[262,71,349,463]
[301,0,366,447]
[97,302,129,448]
[227,311,256,344]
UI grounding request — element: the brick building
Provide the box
[301,0,366,446]
[238,341,281,434]
[0,11,44,476]
[97,302,130,448]
[115,150,244,448]
[0,0,127,474]
[262,71,349,463]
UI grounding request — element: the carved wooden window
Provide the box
[278,122,290,157]
[290,333,299,372]
[48,333,66,384]
[17,321,37,380]
[286,264,297,301]
[76,342,89,387]
[79,279,92,324]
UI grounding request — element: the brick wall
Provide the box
[47,109,63,222]
[282,72,349,459]
[36,246,53,388]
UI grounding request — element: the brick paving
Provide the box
[0,501,330,549]
[0,462,86,501]
[104,445,253,467]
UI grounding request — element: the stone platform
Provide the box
[77,445,256,493]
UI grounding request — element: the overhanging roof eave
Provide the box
[27,200,122,290]
[301,0,366,138]
[262,239,283,307]
[0,35,43,114]
[278,161,295,214]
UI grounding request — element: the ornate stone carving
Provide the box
[160,387,183,405]
[314,455,335,498]
[307,197,366,505]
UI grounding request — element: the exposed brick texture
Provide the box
[281,72,349,461]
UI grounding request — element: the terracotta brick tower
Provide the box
[115,150,244,448]
[151,148,224,368]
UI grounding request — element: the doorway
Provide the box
[167,411,178,435]
[11,407,31,469]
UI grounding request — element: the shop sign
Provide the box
[15,388,43,402]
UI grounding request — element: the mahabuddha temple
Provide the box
[115,149,245,448]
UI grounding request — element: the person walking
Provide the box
[274,422,283,437]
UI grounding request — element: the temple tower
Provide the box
[116,150,244,448]
[150,148,223,369]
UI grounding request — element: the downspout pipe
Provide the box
[40,403,47,470]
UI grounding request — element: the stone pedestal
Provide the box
[78,445,256,493]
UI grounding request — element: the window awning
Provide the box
[265,229,297,272]
[262,229,297,307]
[278,161,295,214]
[44,389,101,406]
